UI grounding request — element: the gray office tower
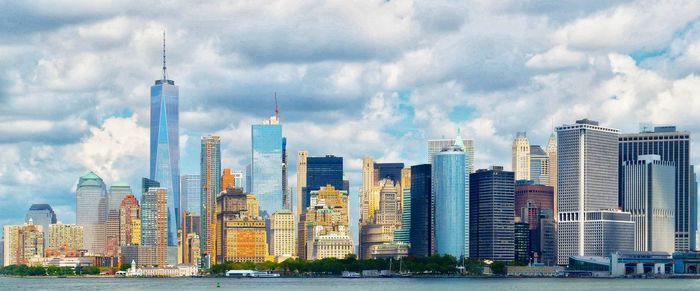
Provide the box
[619,125,695,251]
[556,119,634,265]
[469,166,515,261]
[621,155,675,253]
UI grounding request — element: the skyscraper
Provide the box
[251,106,284,217]
[76,171,106,255]
[283,137,289,210]
[619,125,695,251]
[119,194,141,247]
[221,168,235,190]
[296,151,308,219]
[515,183,554,230]
[304,155,344,209]
[409,164,432,257]
[232,170,244,189]
[394,168,411,245]
[545,133,558,213]
[149,34,180,248]
[622,155,675,253]
[360,157,375,224]
[3,222,43,266]
[469,167,515,261]
[24,204,56,250]
[270,209,295,259]
[375,163,405,183]
[529,145,549,185]
[141,187,168,267]
[514,222,530,264]
[180,174,201,215]
[427,138,475,173]
[301,185,351,260]
[216,189,268,263]
[512,132,530,181]
[200,135,221,260]
[106,183,132,256]
[48,223,83,252]
[432,130,469,258]
[556,119,634,265]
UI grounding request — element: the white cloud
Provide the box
[554,0,700,52]
[78,114,148,183]
[526,45,587,69]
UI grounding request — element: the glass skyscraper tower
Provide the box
[251,108,284,217]
[432,129,469,258]
[149,35,179,247]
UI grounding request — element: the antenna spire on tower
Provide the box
[274,92,279,120]
[162,30,167,81]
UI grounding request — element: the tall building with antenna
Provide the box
[251,96,285,217]
[149,31,180,255]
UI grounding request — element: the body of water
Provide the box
[1,277,699,290]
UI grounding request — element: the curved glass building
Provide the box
[432,130,469,258]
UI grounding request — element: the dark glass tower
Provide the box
[409,164,432,256]
[149,35,179,246]
[303,155,344,209]
[469,166,515,261]
[375,163,404,182]
[619,126,694,251]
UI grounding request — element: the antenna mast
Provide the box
[162,30,167,81]
[274,92,279,120]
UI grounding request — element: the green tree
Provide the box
[120,263,131,271]
[491,261,506,276]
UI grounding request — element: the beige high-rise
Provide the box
[512,132,531,181]
[545,132,557,214]
[360,157,375,224]
[296,151,307,218]
[48,223,84,251]
[270,209,295,258]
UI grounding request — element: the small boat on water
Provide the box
[342,271,361,278]
[225,270,280,278]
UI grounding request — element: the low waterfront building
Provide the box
[310,233,354,260]
[506,265,564,277]
[568,251,673,277]
[369,242,409,260]
[672,251,700,274]
[126,260,198,277]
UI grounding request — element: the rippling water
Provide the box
[1,277,699,290]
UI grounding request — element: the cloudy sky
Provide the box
[2,0,700,234]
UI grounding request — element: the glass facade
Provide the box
[514,222,530,264]
[410,164,432,256]
[375,163,404,182]
[432,147,469,258]
[180,175,201,215]
[150,78,180,247]
[25,204,57,250]
[469,168,515,261]
[76,171,107,255]
[304,155,344,209]
[251,123,283,217]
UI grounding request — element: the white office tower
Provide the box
[556,119,634,265]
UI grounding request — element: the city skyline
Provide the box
[4,1,700,243]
